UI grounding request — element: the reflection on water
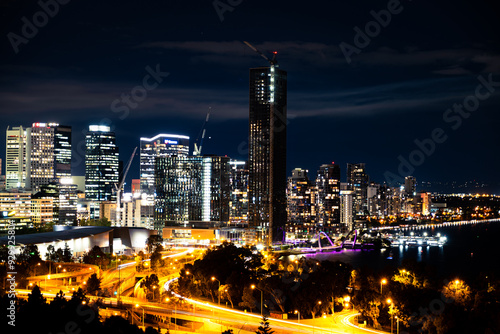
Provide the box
[284,221,500,277]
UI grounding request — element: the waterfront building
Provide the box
[405,176,417,196]
[347,163,369,215]
[340,183,355,232]
[315,163,341,233]
[287,168,313,236]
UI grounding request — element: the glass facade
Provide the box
[85,125,119,202]
[5,126,27,189]
[154,155,230,234]
[54,125,72,179]
[347,163,369,215]
[140,134,189,197]
[229,160,248,223]
[248,65,287,244]
[316,164,341,233]
[287,168,313,236]
[27,124,55,190]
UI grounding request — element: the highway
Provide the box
[19,247,389,333]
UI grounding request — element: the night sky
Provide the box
[1,0,499,192]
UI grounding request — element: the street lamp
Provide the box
[251,284,264,316]
[387,298,394,334]
[395,315,400,334]
[34,262,41,276]
[211,277,221,306]
[165,298,177,330]
[343,296,351,309]
[294,310,300,323]
[135,304,145,327]
[454,279,460,299]
[381,278,387,294]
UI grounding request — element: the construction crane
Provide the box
[243,41,278,66]
[115,146,138,225]
[193,108,211,156]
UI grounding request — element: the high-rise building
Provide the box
[5,126,27,189]
[25,123,72,191]
[315,164,341,233]
[248,65,287,244]
[154,155,230,234]
[347,163,369,215]
[404,176,416,197]
[287,168,313,236]
[140,134,190,197]
[53,125,72,179]
[6,123,71,191]
[85,125,119,202]
[26,124,55,190]
[340,183,355,232]
[228,160,249,223]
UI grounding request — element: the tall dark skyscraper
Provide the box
[248,65,287,245]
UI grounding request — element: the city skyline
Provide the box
[1,0,499,192]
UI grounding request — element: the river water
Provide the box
[298,220,500,279]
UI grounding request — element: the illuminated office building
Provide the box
[26,123,55,190]
[347,163,369,215]
[140,134,190,197]
[287,168,313,235]
[154,155,230,234]
[404,176,417,197]
[85,125,119,202]
[248,65,287,244]
[5,126,27,189]
[340,183,355,232]
[315,163,341,233]
[229,160,248,223]
[5,123,72,191]
[53,125,72,179]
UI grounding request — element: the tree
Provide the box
[45,245,56,262]
[150,244,165,271]
[146,235,163,253]
[220,284,234,308]
[86,273,101,295]
[82,246,109,268]
[18,244,42,264]
[140,274,160,301]
[239,287,256,312]
[442,279,472,307]
[62,242,72,262]
[256,315,274,334]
